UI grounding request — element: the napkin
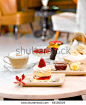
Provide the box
[70,39,78,51]
[55,39,78,63]
[55,44,70,62]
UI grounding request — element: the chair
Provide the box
[51,0,86,44]
[0,0,35,39]
[73,0,77,4]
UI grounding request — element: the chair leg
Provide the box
[0,25,3,36]
[13,25,15,34]
[54,31,59,41]
[29,23,34,35]
[14,25,18,39]
[82,35,85,45]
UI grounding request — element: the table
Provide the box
[0,54,86,100]
[34,8,56,41]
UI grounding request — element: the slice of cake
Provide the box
[63,55,86,71]
[33,58,51,82]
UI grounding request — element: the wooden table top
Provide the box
[0,54,86,99]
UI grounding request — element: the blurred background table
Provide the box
[34,8,56,41]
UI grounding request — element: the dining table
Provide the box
[0,53,86,100]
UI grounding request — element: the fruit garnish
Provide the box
[48,41,63,49]
[49,41,63,45]
[14,74,26,86]
[33,48,51,53]
[38,58,46,68]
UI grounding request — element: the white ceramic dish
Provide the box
[23,73,65,87]
[4,63,35,72]
[33,46,51,57]
[51,64,86,76]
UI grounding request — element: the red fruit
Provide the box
[38,58,46,68]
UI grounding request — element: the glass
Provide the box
[54,62,67,71]
[32,45,51,64]
[69,62,82,71]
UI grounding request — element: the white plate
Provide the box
[51,64,86,76]
[22,73,65,87]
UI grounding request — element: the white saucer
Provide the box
[4,63,35,72]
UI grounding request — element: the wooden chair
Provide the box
[73,0,77,4]
[0,0,35,39]
[52,0,86,44]
[49,0,77,42]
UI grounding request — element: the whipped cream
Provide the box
[8,52,29,59]
[33,65,51,73]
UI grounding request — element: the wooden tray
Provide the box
[51,70,86,76]
[51,65,86,76]
[22,74,65,87]
[51,32,86,76]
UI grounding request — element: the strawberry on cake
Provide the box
[33,58,51,82]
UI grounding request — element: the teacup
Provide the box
[3,52,29,69]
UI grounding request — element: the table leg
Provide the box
[34,16,54,41]
[41,17,47,41]
[54,31,59,41]
[41,18,55,41]
[0,25,3,36]
[29,23,34,36]
[34,18,42,38]
[49,21,55,36]
[81,95,86,100]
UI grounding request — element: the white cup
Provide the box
[3,52,29,69]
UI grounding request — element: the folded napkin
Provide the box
[55,39,78,62]
[55,44,70,62]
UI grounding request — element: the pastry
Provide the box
[68,40,86,55]
[63,55,86,64]
[81,49,86,55]
[69,49,80,56]
[70,62,81,71]
[33,58,51,82]
[76,44,86,54]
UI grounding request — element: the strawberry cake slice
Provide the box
[33,58,51,82]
